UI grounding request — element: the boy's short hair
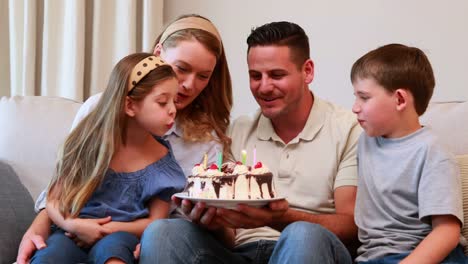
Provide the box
[351,43,435,116]
[246,21,310,69]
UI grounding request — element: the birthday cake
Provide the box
[185,161,276,200]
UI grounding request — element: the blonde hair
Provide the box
[47,53,176,217]
[153,14,233,160]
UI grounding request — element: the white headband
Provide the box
[159,17,222,47]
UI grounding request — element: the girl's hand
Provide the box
[133,243,141,259]
[65,216,112,247]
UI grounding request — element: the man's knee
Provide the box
[142,219,194,242]
[283,222,328,237]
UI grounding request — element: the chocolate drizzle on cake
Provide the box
[251,173,275,198]
[185,161,276,200]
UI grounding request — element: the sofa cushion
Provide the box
[458,154,468,255]
[0,96,81,200]
[0,161,36,264]
[421,101,468,155]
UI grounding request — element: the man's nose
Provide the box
[258,77,273,94]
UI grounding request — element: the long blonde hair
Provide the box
[153,14,233,159]
[47,53,176,217]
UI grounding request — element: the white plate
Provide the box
[173,192,286,209]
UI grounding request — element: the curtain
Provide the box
[1,0,164,101]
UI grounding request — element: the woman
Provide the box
[17,14,233,264]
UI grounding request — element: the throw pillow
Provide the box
[0,161,35,264]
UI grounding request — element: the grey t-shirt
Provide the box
[355,127,463,262]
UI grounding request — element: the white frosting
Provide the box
[233,164,249,174]
[251,164,270,174]
[205,168,224,177]
[191,165,205,176]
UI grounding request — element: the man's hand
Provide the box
[216,199,289,229]
[17,233,47,264]
[172,196,231,230]
[65,216,112,247]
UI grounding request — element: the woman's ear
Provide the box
[153,43,163,56]
[125,96,137,117]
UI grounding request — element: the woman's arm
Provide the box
[16,210,52,264]
[102,198,170,238]
[400,215,461,264]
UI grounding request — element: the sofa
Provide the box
[0,95,467,263]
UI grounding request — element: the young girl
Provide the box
[30,53,186,264]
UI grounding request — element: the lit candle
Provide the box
[217,149,223,171]
[241,149,247,165]
[203,153,208,169]
[253,145,257,166]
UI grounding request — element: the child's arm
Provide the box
[102,198,170,238]
[46,199,112,246]
[400,215,461,264]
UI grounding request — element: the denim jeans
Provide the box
[357,245,468,264]
[30,229,139,264]
[139,219,352,264]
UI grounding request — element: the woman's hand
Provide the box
[17,232,47,264]
[16,209,52,264]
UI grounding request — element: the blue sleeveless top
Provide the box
[79,137,185,221]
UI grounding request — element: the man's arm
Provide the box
[217,185,357,243]
[273,186,357,242]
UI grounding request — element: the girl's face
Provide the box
[133,77,178,136]
[158,40,217,110]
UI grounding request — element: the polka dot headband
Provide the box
[159,16,222,47]
[128,56,168,93]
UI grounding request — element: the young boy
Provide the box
[351,43,466,263]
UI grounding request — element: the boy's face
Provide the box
[247,45,313,121]
[352,78,400,138]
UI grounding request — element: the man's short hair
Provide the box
[351,43,435,115]
[247,21,310,69]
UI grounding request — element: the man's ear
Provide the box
[395,89,409,111]
[153,43,162,56]
[125,96,137,117]
[303,59,315,84]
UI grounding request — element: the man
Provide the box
[139,21,361,263]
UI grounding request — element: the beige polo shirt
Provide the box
[228,95,362,246]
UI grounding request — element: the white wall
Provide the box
[165,0,468,118]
